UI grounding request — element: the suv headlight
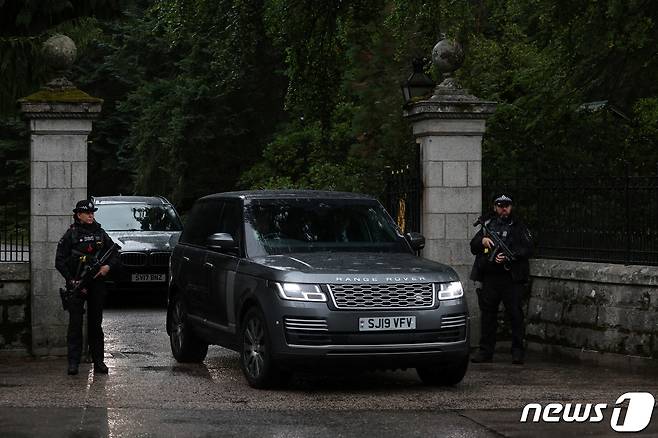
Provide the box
[275,283,326,302]
[437,281,464,300]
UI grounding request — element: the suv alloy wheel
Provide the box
[240,307,289,388]
[169,295,209,362]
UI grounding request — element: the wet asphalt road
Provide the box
[2,293,658,437]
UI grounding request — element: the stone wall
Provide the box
[0,263,31,356]
[526,259,658,361]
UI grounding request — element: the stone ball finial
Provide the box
[428,36,477,100]
[431,37,464,75]
[42,34,77,73]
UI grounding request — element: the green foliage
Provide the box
[627,98,658,172]
[0,1,120,114]
[0,117,28,197]
[0,0,121,36]
[238,0,658,193]
[74,0,288,207]
[241,0,417,194]
[457,0,658,180]
[1,0,657,214]
[0,0,123,211]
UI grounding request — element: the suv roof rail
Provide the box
[91,195,174,205]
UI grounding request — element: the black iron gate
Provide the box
[383,142,422,234]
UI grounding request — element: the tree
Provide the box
[0,0,122,210]
[114,0,287,207]
[241,0,431,194]
[460,0,658,178]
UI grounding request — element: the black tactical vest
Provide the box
[68,224,106,278]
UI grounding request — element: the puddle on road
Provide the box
[139,365,213,378]
[137,364,240,384]
[109,351,156,359]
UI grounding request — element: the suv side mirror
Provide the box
[406,232,425,251]
[206,233,237,251]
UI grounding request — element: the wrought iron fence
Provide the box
[0,197,29,262]
[382,143,422,235]
[1,127,29,262]
[484,172,658,266]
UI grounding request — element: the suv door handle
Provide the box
[204,262,214,269]
[182,256,190,262]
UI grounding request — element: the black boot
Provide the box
[94,362,109,374]
[67,362,79,375]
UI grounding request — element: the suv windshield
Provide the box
[244,198,409,256]
[96,203,183,232]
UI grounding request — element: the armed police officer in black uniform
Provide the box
[56,200,120,375]
[470,194,533,365]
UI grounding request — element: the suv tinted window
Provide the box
[95,203,182,231]
[244,198,409,256]
[179,200,221,246]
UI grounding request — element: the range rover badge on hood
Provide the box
[335,276,427,282]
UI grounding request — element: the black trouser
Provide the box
[67,280,106,365]
[477,273,525,356]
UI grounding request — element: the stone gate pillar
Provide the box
[403,38,495,345]
[19,35,102,355]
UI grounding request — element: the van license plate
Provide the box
[359,316,416,331]
[131,273,166,282]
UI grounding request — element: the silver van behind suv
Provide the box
[167,190,470,388]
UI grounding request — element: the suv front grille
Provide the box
[327,283,435,310]
[150,252,170,267]
[120,252,147,266]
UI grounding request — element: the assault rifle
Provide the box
[473,216,516,270]
[59,243,117,310]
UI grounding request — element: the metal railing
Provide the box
[0,198,29,262]
[484,172,658,266]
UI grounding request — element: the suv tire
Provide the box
[169,295,209,363]
[240,307,289,389]
[416,356,469,386]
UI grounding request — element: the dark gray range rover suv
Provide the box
[167,190,469,388]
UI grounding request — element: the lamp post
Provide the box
[400,58,435,104]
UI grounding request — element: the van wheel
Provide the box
[169,295,208,362]
[416,356,468,386]
[240,307,288,389]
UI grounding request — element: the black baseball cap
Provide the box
[493,194,513,206]
[73,199,98,213]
